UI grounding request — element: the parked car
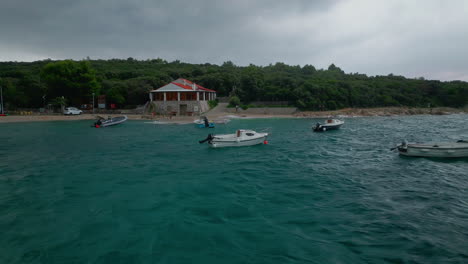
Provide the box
[63,107,83,115]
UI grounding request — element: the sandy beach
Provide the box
[0,113,293,124]
[0,114,142,123]
[0,107,466,124]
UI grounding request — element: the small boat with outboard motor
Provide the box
[392,140,468,158]
[194,116,215,128]
[93,115,127,128]
[199,129,269,148]
[313,119,344,132]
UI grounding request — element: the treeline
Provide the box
[0,58,467,110]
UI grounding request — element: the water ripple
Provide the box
[0,115,467,263]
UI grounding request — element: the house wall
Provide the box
[151,100,210,116]
[150,91,215,102]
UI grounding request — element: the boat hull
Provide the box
[313,119,344,132]
[398,144,468,158]
[97,116,128,127]
[196,123,215,128]
[209,135,267,148]
[314,124,342,132]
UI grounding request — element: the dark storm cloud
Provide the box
[1,0,468,81]
[0,0,337,61]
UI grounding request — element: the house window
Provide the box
[155,93,164,101]
[187,93,196,101]
[180,92,196,101]
[166,92,178,101]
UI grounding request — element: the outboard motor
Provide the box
[203,117,209,128]
[391,140,408,151]
[313,123,322,132]
[397,140,409,152]
[199,134,214,144]
[93,119,102,128]
[401,140,407,147]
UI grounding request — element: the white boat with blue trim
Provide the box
[194,116,215,128]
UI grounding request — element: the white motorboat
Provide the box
[93,115,127,128]
[199,129,269,148]
[313,119,344,132]
[395,140,468,158]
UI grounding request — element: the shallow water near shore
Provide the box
[1,114,468,263]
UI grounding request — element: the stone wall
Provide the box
[151,100,210,116]
[224,107,297,115]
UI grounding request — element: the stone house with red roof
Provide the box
[149,78,216,116]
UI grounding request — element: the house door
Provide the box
[179,104,187,115]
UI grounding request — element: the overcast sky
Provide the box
[1,0,468,81]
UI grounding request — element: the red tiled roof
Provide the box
[173,78,216,92]
[151,78,216,92]
[172,82,193,90]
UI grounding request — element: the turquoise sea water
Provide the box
[1,114,467,264]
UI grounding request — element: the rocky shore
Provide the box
[294,107,468,118]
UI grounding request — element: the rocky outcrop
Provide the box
[295,107,467,117]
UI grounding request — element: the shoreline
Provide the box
[0,107,466,124]
[292,106,468,118]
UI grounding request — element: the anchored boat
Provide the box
[313,119,344,132]
[394,140,468,158]
[199,129,268,148]
[93,116,128,128]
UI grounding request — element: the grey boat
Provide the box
[394,140,468,158]
[93,115,128,128]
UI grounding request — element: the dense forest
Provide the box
[0,58,467,110]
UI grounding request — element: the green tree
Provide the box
[229,96,241,107]
[40,60,100,106]
[50,96,67,112]
[0,78,28,108]
[1,59,468,111]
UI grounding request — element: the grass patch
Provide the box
[208,100,219,109]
